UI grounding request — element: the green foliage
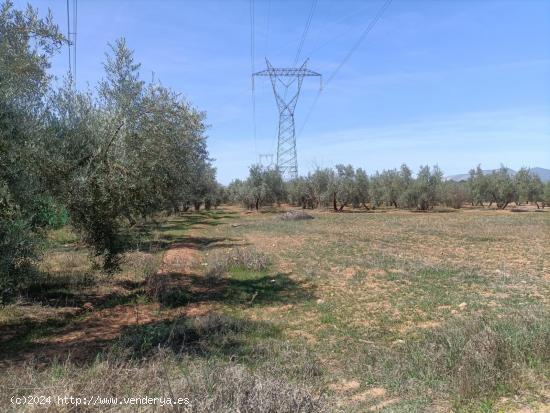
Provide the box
[227,165,285,210]
[231,163,543,212]
[0,1,64,300]
[442,181,469,209]
[0,185,40,302]
[1,1,218,279]
[370,164,412,208]
[468,165,489,206]
[486,166,517,209]
[287,166,369,211]
[32,196,69,229]
[411,165,443,210]
[544,182,550,207]
[514,167,543,207]
[42,39,214,269]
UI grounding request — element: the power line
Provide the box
[293,0,318,66]
[305,2,376,57]
[265,0,271,55]
[295,89,321,139]
[250,0,257,156]
[73,0,77,87]
[326,0,392,85]
[66,0,78,88]
[282,0,317,103]
[296,0,392,139]
[66,0,71,77]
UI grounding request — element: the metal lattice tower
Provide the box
[253,58,321,179]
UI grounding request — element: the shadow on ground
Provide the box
[0,209,315,368]
[117,313,281,361]
[152,271,315,308]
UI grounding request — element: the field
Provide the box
[1,207,549,412]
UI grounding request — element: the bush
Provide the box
[121,251,159,280]
[279,211,314,221]
[32,196,69,229]
[144,273,190,307]
[365,307,550,403]
[1,351,327,413]
[205,247,270,278]
[0,213,40,303]
[442,181,469,209]
[117,314,256,357]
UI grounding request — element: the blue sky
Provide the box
[16,0,550,184]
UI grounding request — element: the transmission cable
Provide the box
[293,0,318,65]
[265,0,271,55]
[250,0,258,156]
[66,0,71,77]
[73,0,77,87]
[296,0,392,139]
[305,2,377,58]
[327,0,392,85]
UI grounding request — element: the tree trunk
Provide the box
[255,198,259,211]
[333,192,337,212]
[194,201,201,211]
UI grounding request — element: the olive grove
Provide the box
[0,1,218,299]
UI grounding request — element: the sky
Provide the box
[15,0,550,184]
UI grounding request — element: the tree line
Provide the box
[227,164,550,211]
[0,2,219,300]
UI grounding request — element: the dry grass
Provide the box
[1,351,327,412]
[202,208,550,411]
[204,247,270,279]
[2,209,549,412]
[279,210,314,221]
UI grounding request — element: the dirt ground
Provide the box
[1,206,549,412]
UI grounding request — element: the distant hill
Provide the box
[530,167,550,182]
[446,167,550,183]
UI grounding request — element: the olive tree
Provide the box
[468,165,490,206]
[485,166,516,209]
[46,39,213,269]
[442,180,469,209]
[353,168,370,209]
[0,1,64,300]
[543,182,550,208]
[407,165,443,210]
[514,168,543,208]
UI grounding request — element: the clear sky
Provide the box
[15,0,550,184]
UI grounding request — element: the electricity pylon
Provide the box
[253,58,321,179]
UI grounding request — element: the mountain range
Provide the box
[446,167,550,183]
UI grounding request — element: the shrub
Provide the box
[279,211,314,221]
[144,273,189,307]
[32,196,69,229]
[442,181,469,209]
[121,251,159,280]
[116,313,281,361]
[1,351,327,413]
[205,247,270,279]
[364,307,550,404]
[0,213,40,303]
